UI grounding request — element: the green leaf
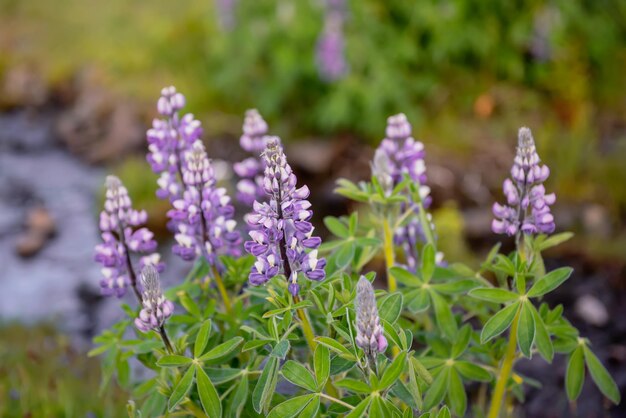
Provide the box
[200,337,244,362]
[177,292,201,318]
[583,346,621,404]
[298,395,320,418]
[447,367,467,417]
[270,340,290,359]
[324,217,350,238]
[345,397,372,418]
[315,336,356,360]
[281,360,317,392]
[314,345,330,390]
[335,378,371,393]
[421,244,436,282]
[380,352,407,389]
[196,365,222,418]
[530,304,554,362]
[390,267,422,287]
[267,394,316,418]
[566,346,585,401]
[194,320,212,358]
[336,242,356,269]
[252,356,279,414]
[407,357,424,410]
[432,279,478,295]
[437,406,451,418]
[405,288,430,313]
[451,325,472,358]
[204,368,242,384]
[481,301,520,343]
[226,373,248,418]
[537,232,574,251]
[517,302,536,358]
[411,357,434,385]
[430,291,458,340]
[157,355,193,368]
[527,267,573,298]
[469,288,519,303]
[369,396,385,418]
[242,339,269,352]
[455,361,491,382]
[168,365,195,412]
[379,293,403,324]
[424,367,450,410]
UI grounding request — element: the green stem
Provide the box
[382,217,396,292]
[293,295,317,351]
[212,266,232,313]
[487,309,521,418]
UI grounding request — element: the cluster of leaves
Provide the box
[90,169,619,418]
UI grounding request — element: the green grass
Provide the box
[0,323,128,418]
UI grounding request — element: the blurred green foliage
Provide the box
[1,0,625,214]
[0,323,127,417]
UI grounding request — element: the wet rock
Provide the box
[575,294,609,327]
[0,111,55,152]
[15,206,56,258]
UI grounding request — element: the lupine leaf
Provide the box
[267,394,315,418]
[177,292,201,318]
[168,365,195,412]
[315,337,356,360]
[252,356,279,414]
[447,367,467,417]
[369,396,385,418]
[405,288,430,313]
[324,217,349,238]
[270,340,290,359]
[335,378,371,393]
[421,244,436,282]
[481,302,520,343]
[469,288,519,303]
[196,365,222,418]
[432,279,478,295]
[379,293,403,324]
[380,352,407,389]
[200,337,244,362]
[566,346,585,401]
[454,361,491,382]
[423,367,450,410]
[530,304,554,362]
[527,267,573,298]
[430,291,458,340]
[204,368,242,385]
[437,406,451,418]
[314,345,330,390]
[517,302,536,358]
[298,395,321,418]
[281,361,317,392]
[583,346,621,404]
[537,232,574,251]
[335,242,356,269]
[226,373,248,418]
[390,267,422,287]
[157,355,193,368]
[345,397,372,418]
[194,320,212,358]
[451,325,472,358]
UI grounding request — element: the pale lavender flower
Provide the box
[94,176,163,299]
[146,86,203,201]
[355,276,388,366]
[374,113,438,271]
[234,109,272,206]
[244,137,325,296]
[316,11,348,81]
[168,140,242,266]
[492,127,556,236]
[134,265,174,332]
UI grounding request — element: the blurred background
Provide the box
[0,0,624,416]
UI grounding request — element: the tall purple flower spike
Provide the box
[316,0,348,82]
[146,86,203,202]
[168,140,242,266]
[355,276,388,367]
[94,176,163,299]
[234,109,271,207]
[134,265,174,332]
[244,137,325,296]
[374,113,439,271]
[492,127,556,236]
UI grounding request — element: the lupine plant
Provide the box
[90,88,620,418]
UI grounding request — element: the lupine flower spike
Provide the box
[146,86,203,202]
[134,265,174,353]
[355,276,388,369]
[316,0,348,81]
[244,137,325,296]
[374,113,441,271]
[168,140,242,266]
[234,109,271,206]
[94,176,163,300]
[492,127,556,238]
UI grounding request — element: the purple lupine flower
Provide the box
[94,176,163,299]
[215,0,237,31]
[316,10,348,81]
[355,276,388,367]
[374,113,440,270]
[492,127,556,236]
[244,137,325,296]
[146,86,203,201]
[168,140,242,266]
[134,265,174,332]
[234,109,272,206]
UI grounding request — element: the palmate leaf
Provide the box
[529,303,554,362]
[517,302,536,358]
[194,319,212,358]
[314,345,330,390]
[168,365,195,412]
[583,346,621,404]
[252,356,279,414]
[481,301,520,343]
[379,352,407,389]
[447,367,467,417]
[281,360,317,392]
[196,365,222,418]
[469,288,519,304]
[430,291,458,340]
[423,367,450,410]
[378,293,403,323]
[527,267,573,298]
[566,346,585,401]
[267,394,317,418]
